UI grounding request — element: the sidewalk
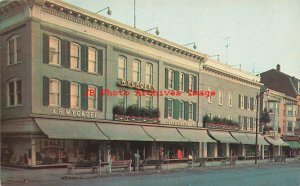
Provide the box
[1,158,299,185]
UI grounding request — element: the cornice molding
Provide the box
[39,1,208,64]
[202,65,262,88]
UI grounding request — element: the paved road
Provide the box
[3,164,300,186]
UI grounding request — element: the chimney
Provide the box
[276,64,280,71]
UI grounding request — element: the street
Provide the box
[2,163,300,186]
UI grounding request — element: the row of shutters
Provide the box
[43,34,103,75]
[164,98,197,121]
[165,68,197,92]
[43,76,103,111]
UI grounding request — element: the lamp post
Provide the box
[145,27,160,35]
[183,42,197,49]
[255,87,269,164]
[96,6,112,15]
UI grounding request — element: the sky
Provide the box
[64,0,300,78]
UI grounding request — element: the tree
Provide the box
[260,108,271,126]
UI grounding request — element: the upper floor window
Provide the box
[188,75,194,91]
[243,116,248,130]
[167,99,173,118]
[70,82,80,108]
[49,36,61,65]
[208,87,212,103]
[145,96,153,109]
[70,42,81,69]
[7,79,22,106]
[168,70,174,89]
[118,56,127,79]
[133,60,141,82]
[254,98,257,111]
[179,101,184,119]
[241,95,245,109]
[218,90,223,105]
[228,92,232,107]
[179,73,184,92]
[88,85,97,110]
[88,47,98,73]
[287,110,293,116]
[145,63,153,84]
[188,103,193,120]
[287,121,293,132]
[7,35,21,65]
[49,79,60,106]
[117,90,126,108]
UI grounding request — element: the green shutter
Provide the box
[174,71,179,91]
[164,97,168,118]
[98,86,103,111]
[193,102,197,121]
[43,34,49,64]
[173,99,179,119]
[184,101,189,120]
[81,83,88,110]
[98,49,103,75]
[61,80,70,108]
[81,45,88,72]
[193,76,197,91]
[43,76,49,106]
[244,96,248,109]
[184,73,189,92]
[165,68,168,89]
[238,94,241,108]
[62,40,70,68]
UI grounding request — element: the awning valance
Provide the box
[246,133,270,146]
[96,123,153,141]
[230,132,253,145]
[284,141,300,149]
[208,130,239,144]
[177,129,216,143]
[265,136,289,146]
[35,118,108,140]
[142,126,188,142]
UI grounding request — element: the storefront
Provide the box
[265,136,289,157]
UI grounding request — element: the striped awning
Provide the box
[284,141,300,149]
[265,136,289,146]
[178,129,216,143]
[208,130,239,144]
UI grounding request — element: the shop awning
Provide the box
[96,123,153,141]
[230,132,253,145]
[142,126,188,142]
[284,141,300,149]
[35,118,108,140]
[177,129,216,143]
[265,136,289,146]
[246,133,270,146]
[208,130,239,144]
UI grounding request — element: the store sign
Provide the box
[52,108,97,118]
[116,79,154,91]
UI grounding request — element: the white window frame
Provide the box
[189,75,194,91]
[228,92,232,107]
[88,85,97,110]
[88,47,98,73]
[254,98,257,111]
[145,63,153,84]
[218,90,223,105]
[208,87,212,103]
[247,97,251,110]
[7,79,22,107]
[49,36,61,66]
[49,79,61,106]
[167,99,173,118]
[118,56,127,80]
[145,96,153,109]
[188,102,193,120]
[168,70,174,89]
[7,35,21,65]
[70,82,81,108]
[179,101,184,119]
[133,60,141,82]
[70,42,81,70]
[241,95,244,109]
[179,73,184,92]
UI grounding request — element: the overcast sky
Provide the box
[64,0,300,78]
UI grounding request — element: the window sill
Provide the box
[87,71,100,76]
[7,62,21,67]
[49,104,61,107]
[6,105,22,108]
[47,63,62,68]
[69,68,81,72]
